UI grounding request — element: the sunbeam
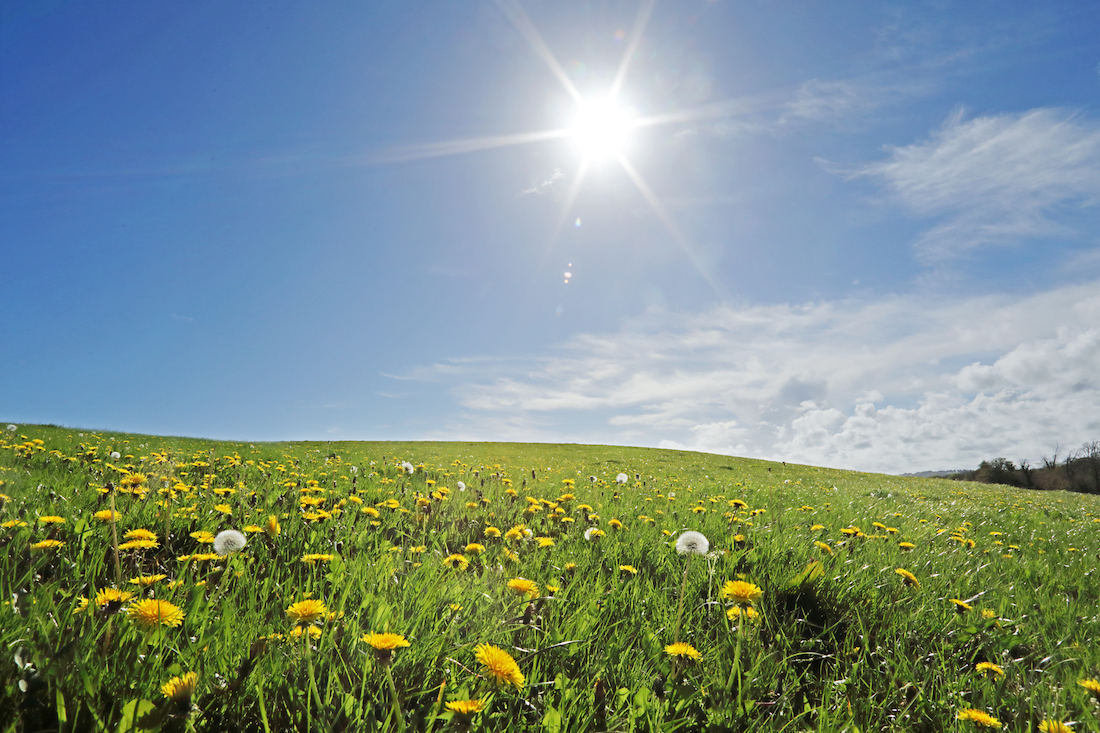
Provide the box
[610,0,657,99]
[617,154,727,301]
[493,0,583,104]
[365,128,571,164]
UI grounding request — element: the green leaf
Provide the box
[789,560,824,588]
[115,699,160,732]
[542,706,561,733]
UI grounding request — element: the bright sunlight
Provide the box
[570,97,636,162]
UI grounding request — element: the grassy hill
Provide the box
[2,423,1099,732]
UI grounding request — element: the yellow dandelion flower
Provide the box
[898,541,916,550]
[30,539,64,551]
[94,587,133,611]
[727,605,758,621]
[1078,678,1100,697]
[536,537,555,548]
[161,671,198,709]
[719,580,763,606]
[129,574,168,587]
[286,599,327,625]
[362,632,410,664]
[956,708,1002,728]
[445,699,485,718]
[465,542,485,554]
[37,515,65,525]
[118,539,159,551]
[951,599,973,614]
[300,553,336,564]
[485,526,501,538]
[814,540,833,556]
[442,554,469,570]
[93,510,121,522]
[475,643,524,689]
[975,662,1004,678]
[73,597,89,614]
[124,528,157,541]
[895,568,920,588]
[127,599,185,631]
[190,531,215,544]
[619,564,638,575]
[1038,722,1072,733]
[664,642,701,661]
[507,577,539,599]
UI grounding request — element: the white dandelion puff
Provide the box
[213,529,247,556]
[110,451,121,460]
[616,473,629,484]
[675,531,710,556]
[6,424,16,432]
[401,461,415,475]
[584,527,600,541]
[457,481,466,492]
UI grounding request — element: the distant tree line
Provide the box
[950,441,1100,494]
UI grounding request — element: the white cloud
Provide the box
[857,108,1100,259]
[518,168,564,196]
[407,281,1100,474]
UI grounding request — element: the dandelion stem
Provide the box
[673,555,693,644]
[384,663,406,733]
[108,491,122,585]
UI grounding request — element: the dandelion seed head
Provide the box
[675,530,709,555]
[213,529,247,556]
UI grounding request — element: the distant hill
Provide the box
[899,469,967,478]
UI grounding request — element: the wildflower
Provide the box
[956,708,1002,728]
[291,625,322,640]
[720,580,763,607]
[608,519,623,529]
[128,599,185,631]
[265,515,281,536]
[1078,678,1100,697]
[161,672,198,713]
[475,643,524,689]
[1038,722,1072,733]
[446,699,485,722]
[616,473,629,484]
[362,632,410,664]
[507,577,539,599]
[951,599,973,614]
[95,588,134,613]
[93,510,121,522]
[619,564,638,576]
[664,642,701,661]
[442,554,469,570]
[73,597,89,614]
[675,531,709,555]
[2,519,28,528]
[129,574,168,587]
[584,527,605,541]
[981,608,997,620]
[124,528,157,541]
[895,568,920,588]
[31,539,64,551]
[814,541,833,556]
[465,542,485,555]
[286,599,327,625]
[535,537,555,548]
[975,662,1004,679]
[727,606,758,621]
[301,553,336,564]
[899,541,916,550]
[119,539,159,551]
[38,515,65,525]
[190,531,215,544]
[485,526,501,538]
[214,503,232,515]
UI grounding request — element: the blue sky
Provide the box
[3,0,1100,473]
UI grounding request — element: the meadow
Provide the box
[1,423,1099,733]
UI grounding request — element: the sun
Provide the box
[569,97,636,162]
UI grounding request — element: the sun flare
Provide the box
[570,97,635,162]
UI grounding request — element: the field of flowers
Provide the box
[1,423,1099,732]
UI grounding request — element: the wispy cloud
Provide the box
[519,168,564,196]
[403,281,1100,473]
[856,108,1100,259]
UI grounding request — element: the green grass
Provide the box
[2,423,1099,732]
